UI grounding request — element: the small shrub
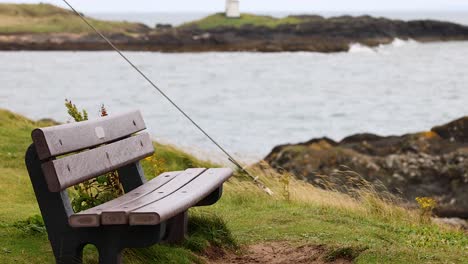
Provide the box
[185,212,238,252]
[65,99,88,122]
[143,156,168,178]
[416,197,437,222]
[279,172,291,202]
[13,214,46,234]
[65,100,124,212]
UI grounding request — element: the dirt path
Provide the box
[206,242,353,264]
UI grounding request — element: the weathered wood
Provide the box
[27,144,167,264]
[69,171,182,227]
[27,109,233,263]
[129,168,232,225]
[42,133,154,192]
[99,168,206,225]
[32,110,146,160]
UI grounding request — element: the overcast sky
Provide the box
[2,0,468,13]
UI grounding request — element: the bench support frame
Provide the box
[25,110,231,264]
[26,142,226,263]
[25,145,166,264]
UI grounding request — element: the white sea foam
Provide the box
[349,38,418,54]
[348,43,376,53]
[391,38,408,47]
[379,38,417,49]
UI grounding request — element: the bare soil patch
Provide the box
[206,242,353,264]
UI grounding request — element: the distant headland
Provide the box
[1,3,468,52]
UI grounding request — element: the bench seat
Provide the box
[69,168,232,228]
[26,110,233,263]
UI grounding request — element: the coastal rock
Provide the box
[155,24,173,30]
[432,116,468,143]
[432,217,468,230]
[1,15,468,52]
[264,117,468,218]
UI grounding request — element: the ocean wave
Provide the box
[348,43,376,53]
[348,38,417,53]
[379,38,417,49]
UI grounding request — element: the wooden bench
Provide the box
[24,110,232,264]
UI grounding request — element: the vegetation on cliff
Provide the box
[181,13,306,30]
[0,3,148,34]
[0,108,467,263]
[0,4,307,33]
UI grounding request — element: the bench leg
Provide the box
[52,241,84,264]
[98,247,123,264]
[165,210,188,244]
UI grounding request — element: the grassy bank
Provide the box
[0,108,467,263]
[181,13,306,30]
[0,4,304,34]
[0,3,148,34]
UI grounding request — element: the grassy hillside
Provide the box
[180,13,306,30]
[0,3,148,34]
[0,108,467,263]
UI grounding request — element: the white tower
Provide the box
[225,0,240,18]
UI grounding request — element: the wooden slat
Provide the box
[129,168,232,225]
[32,110,146,160]
[42,133,154,192]
[68,171,182,228]
[99,168,206,225]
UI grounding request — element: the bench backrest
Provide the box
[31,110,154,192]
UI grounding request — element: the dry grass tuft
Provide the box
[226,160,424,227]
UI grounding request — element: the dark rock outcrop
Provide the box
[1,15,468,52]
[264,118,468,218]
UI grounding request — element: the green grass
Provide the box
[0,3,148,34]
[199,191,467,263]
[180,13,305,30]
[0,108,467,263]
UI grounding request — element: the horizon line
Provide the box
[86,9,468,14]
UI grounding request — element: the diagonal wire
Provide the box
[61,0,272,195]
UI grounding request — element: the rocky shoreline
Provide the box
[1,15,468,52]
[264,117,468,219]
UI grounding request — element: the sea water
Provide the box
[1,39,468,162]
